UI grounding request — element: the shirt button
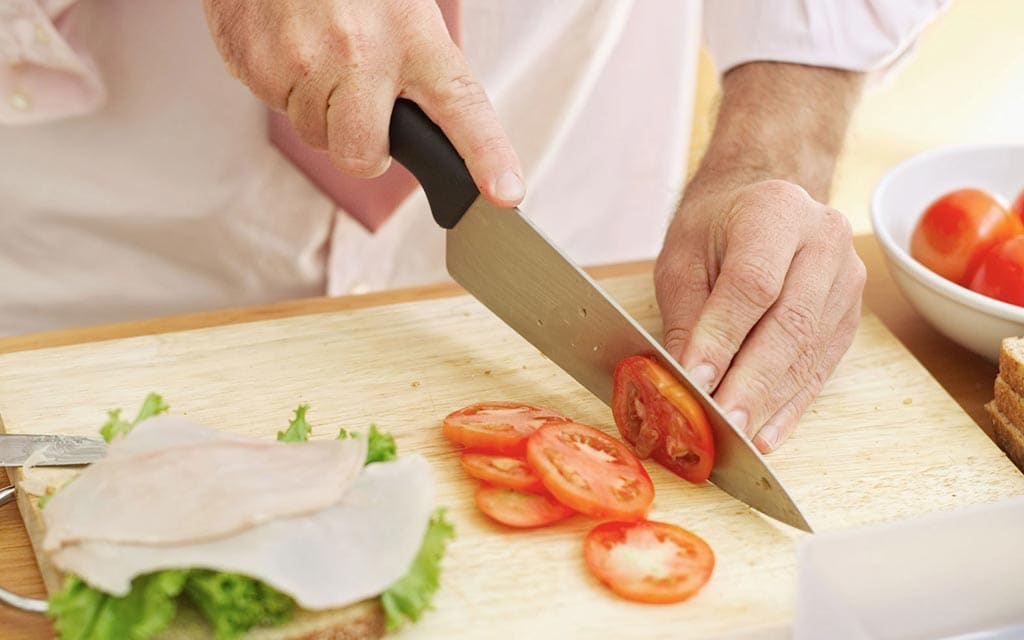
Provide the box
[8,90,30,111]
[34,23,50,46]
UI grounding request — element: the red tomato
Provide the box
[583,520,714,604]
[910,188,1022,286]
[474,485,575,528]
[612,355,715,484]
[1013,189,1024,225]
[442,402,568,455]
[968,235,1024,306]
[460,452,543,492]
[526,421,654,521]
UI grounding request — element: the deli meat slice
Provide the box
[42,417,368,552]
[51,455,435,610]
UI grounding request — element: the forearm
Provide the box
[689,62,865,202]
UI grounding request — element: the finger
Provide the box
[405,45,525,207]
[753,298,862,453]
[654,229,714,388]
[286,65,335,150]
[711,223,849,433]
[326,75,399,178]
[678,211,804,399]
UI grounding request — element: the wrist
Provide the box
[689,62,864,203]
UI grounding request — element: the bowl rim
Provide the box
[870,142,1024,324]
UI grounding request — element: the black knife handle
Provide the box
[388,99,480,229]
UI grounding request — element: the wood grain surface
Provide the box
[1,271,1021,639]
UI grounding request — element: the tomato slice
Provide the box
[910,188,1022,286]
[443,402,568,455]
[474,484,575,528]
[526,421,654,521]
[583,520,714,604]
[968,235,1024,306]
[460,452,543,492]
[612,355,715,484]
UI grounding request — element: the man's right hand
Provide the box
[202,0,525,207]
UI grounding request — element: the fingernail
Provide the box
[689,363,716,392]
[756,422,779,452]
[724,409,748,433]
[494,171,525,203]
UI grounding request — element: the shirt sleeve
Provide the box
[702,0,952,74]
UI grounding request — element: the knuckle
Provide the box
[433,72,490,116]
[724,258,783,310]
[849,256,868,293]
[822,207,854,242]
[736,179,809,212]
[331,152,387,177]
[662,326,692,355]
[773,300,819,348]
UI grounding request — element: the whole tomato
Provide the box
[968,235,1024,306]
[1012,189,1024,225]
[910,188,1022,286]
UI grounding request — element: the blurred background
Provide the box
[688,0,1024,234]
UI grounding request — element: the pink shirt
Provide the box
[0,1,949,336]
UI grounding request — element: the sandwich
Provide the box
[26,396,453,640]
[984,336,1024,472]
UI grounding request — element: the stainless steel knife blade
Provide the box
[0,434,107,467]
[446,197,813,532]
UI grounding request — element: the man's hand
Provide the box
[655,62,867,454]
[202,0,525,207]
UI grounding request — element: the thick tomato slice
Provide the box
[612,355,715,484]
[968,235,1024,306]
[910,188,1022,286]
[443,402,567,455]
[460,452,543,492]
[584,520,714,604]
[474,485,575,528]
[526,421,654,521]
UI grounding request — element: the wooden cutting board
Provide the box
[1,272,1022,639]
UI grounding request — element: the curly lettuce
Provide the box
[380,509,455,631]
[99,393,169,443]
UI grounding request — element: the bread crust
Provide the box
[985,401,1024,473]
[153,599,386,640]
[998,337,1024,397]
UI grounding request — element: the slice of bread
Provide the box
[998,337,1024,397]
[994,375,1024,430]
[154,599,385,640]
[985,401,1024,473]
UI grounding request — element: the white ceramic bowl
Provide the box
[871,143,1024,362]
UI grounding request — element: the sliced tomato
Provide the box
[910,188,1022,286]
[526,421,654,521]
[443,402,568,455]
[968,235,1024,306]
[474,484,575,528]
[612,355,715,484]
[460,452,543,492]
[584,520,714,604]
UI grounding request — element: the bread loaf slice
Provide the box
[154,599,385,640]
[998,337,1024,397]
[994,375,1024,430]
[985,401,1024,473]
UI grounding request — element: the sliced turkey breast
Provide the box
[42,417,368,552]
[51,455,434,610]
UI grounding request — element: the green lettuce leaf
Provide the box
[380,509,455,631]
[276,404,313,442]
[49,571,188,640]
[99,393,169,443]
[337,424,397,464]
[183,570,295,640]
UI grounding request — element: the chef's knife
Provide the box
[389,99,812,532]
[0,434,107,467]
